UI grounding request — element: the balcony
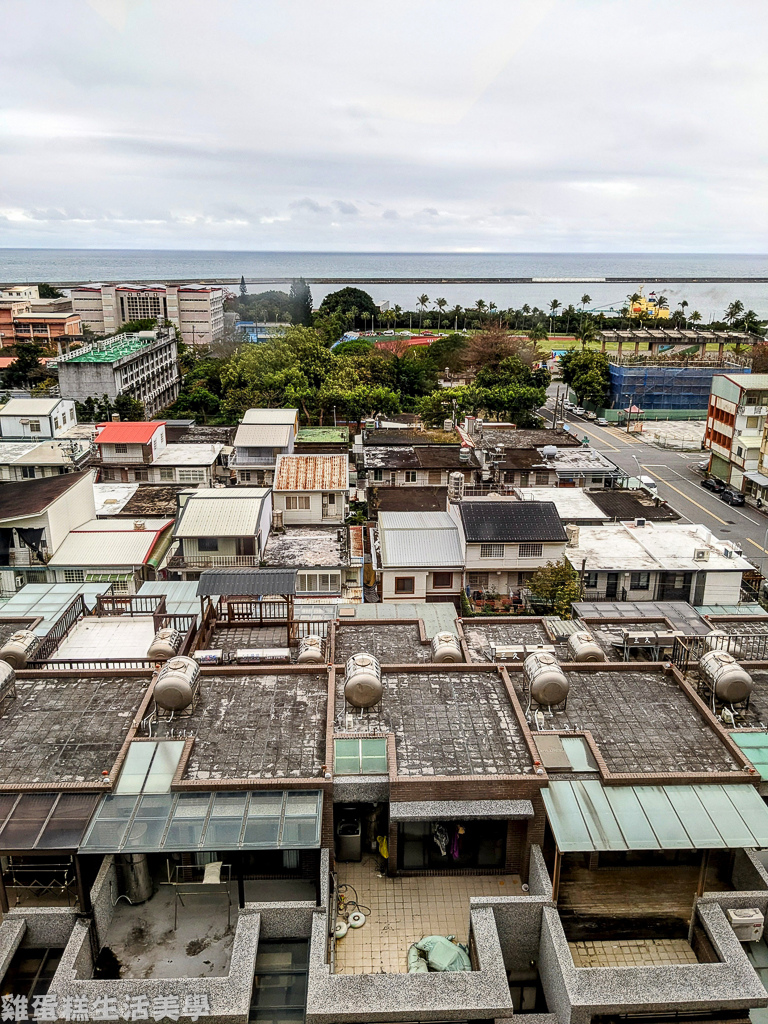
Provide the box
[168,553,260,569]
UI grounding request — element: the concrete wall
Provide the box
[6,906,79,949]
[273,490,346,526]
[732,849,768,892]
[464,541,566,571]
[702,570,744,605]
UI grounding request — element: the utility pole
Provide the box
[626,394,634,434]
[553,386,560,428]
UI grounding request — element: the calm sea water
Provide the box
[1,250,766,320]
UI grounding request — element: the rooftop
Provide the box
[0,582,112,633]
[0,398,67,416]
[263,526,346,568]
[48,518,173,567]
[335,668,534,776]
[370,485,448,515]
[573,600,713,635]
[564,522,753,572]
[333,623,432,664]
[334,602,458,637]
[274,453,349,491]
[464,619,567,662]
[540,447,621,474]
[94,483,186,517]
[517,668,738,775]
[0,673,150,785]
[476,427,582,450]
[233,423,292,448]
[179,671,327,780]
[363,446,480,470]
[0,440,91,467]
[151,443,222,466]
[296,426,349,444]
[0,471,92,521]
[95,421,164,445]
[459,501,568,543]
[377,511,463,568]
[64,334,153,364]
[362,428,459,446]
[242,408,298,425]
[54,616,157,661]
[587,488,682,522]
[174,489,270,538]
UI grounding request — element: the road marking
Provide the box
[746,537,768,557]
[565,420,623,452]
[662,466,760,525]
[637,464,730,526]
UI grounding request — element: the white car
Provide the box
[584,411,597,420]
[596,417,609,426]
[574,407,586,416]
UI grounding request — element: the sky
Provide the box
[0,0,766,253]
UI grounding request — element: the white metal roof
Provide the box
[175,490,269,537]
[242,408,298,425]
[234,423,292,448]
[151,443,222,466]
[93,482,139,515]
[0,398,68,416]
[378,511,463,568]
[516,488,609,521]
[48,519,173,567]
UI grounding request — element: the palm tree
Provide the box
[576,321,597,350]
[678,299,689,327]
[689,310,702,325]
[434,297,448,330]
[449,304,463,331]
[741,310,765,336]
[529,320,549,344]
[361,311,371,332]
[655,294,669,311]
[521,303,531,328]
[725,300,745,326]
[563,304,576,335]
[392,304,402,329]
[474,299,488,320]
[579,294,591,331]
[417,294,430,332]
[626,293,642,321]
[549,299,561,332]
[347,306,358,330]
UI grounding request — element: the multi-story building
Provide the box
[0,438,92,482]
[94,420,224,486]
[232,408,299,485]
[272,454,349,525]
[0,397,77,440]
[57,328,180,417]
[704,372,768,488]
[374,511,464,604]
[0,293,81,350]
[168,487,273,578]
[70,283,224,346]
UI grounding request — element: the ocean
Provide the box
[1,250,766,320]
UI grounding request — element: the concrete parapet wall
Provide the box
[90,855,118,949]
[306,906,513,1023]
[732,849,768,892]
[5,907,78,950]
[0,918,26,987]
[528,845,553,899]
[245,902,315,939]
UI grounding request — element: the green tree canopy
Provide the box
[289,278,313,326]
[527,559,581,618]
[2,342,47,389]
[37,283,64,299]
[318,287,378,321]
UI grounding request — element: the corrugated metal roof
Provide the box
[543,780,768,852]
[274,454,349,491]
[175,492,269,537]
[234,423,292,448]
[197,568,297,596]
[378,511,463,568]
[1,398,65,416]
[242,408,298,425]
[96,421,164,444]
[48,521,172,567]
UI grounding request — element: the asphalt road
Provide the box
[541,385,768,576]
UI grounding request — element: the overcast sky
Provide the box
[1,0,766,252]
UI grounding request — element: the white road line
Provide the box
[661,467,760,525]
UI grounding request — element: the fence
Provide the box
[28,659,157,672]
[671,631,768,673]
[32,594,88,662]
[95,594,166,618]
[221,600,292,623]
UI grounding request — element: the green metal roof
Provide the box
[297,426,349,443]
[731,732,768,781]
[66,335,149,363]
[543,779,768,853]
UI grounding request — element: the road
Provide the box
[541,385,768,575]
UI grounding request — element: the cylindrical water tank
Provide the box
[0,662,16,693]
[431,632,463,663]
[344,653,383,708]
[703,629,742,657]
[298,635,325,664]
[0,629,40,669]
[700,650,753,704]
[567,631,605,663]
[118,853,153,903]
[524,651,570,707]
[154,656,200,711]
[147,627,182,662]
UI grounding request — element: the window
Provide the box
[21,466,36,479]
[101,467,113,481]
[394,576,415,594]
[432,571,453,589]
[630,571,650,590]
[240,471,252,482]
[518,543,543,558]
[584,572,599,588]
[468,572,489,588]
[334,737,388,775]
[372,469,383,482]
[114,443,128,454]
[63,569,85,583]
[480,543,504,558]
[327,493,336,505]
[286,496,311,510]
[28,420,41,433]
[133,469,149,482]
[198,538,219,552]
[404,470,418,483]
[178,469,206,483]
[53,418,60,430]
[535,472,550,485]
[519,472,529,486]
[297,572,340,593]
[748,416,760,429]
[159,468,175,482]
[61,411,67,424]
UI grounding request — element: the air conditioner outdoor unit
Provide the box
[694,549,710,561]
[723,548,733,559]
[634,517,646,527]
[727,908,764,942]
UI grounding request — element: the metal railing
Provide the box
[223,600,291,622]
[96,594,166,618]
[672,631,768,672]
[29,658,158,672]
[32,594,88,662]
[168,553,260,569]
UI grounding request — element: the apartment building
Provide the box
[57,328,180,417]
[705,372,768,488]
[0,289,81,350]
[94,420,224,486]
[70,282,224,345]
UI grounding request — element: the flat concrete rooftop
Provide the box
[333,623,431,665]
[54,616,157,661]
[464,620,567,663]
[0,674,150,785]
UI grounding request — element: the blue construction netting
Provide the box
[607,364,749,410]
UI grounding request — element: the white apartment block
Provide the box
[71,283,224,346]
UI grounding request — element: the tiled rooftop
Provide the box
[0,674,150,785]
[211,624,290,654]
[180,671,328,780]
[336,669,533,776]
[463,621,566,663]
[333,623,431,664]
[520,669,738,775]
[712,619,768,637]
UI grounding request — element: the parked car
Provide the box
[701,476,726,493]
[720,488,745,506]
[584,411,597,420]
[596,417,609,426]
[697,458,711,472]
[574,407,586,416]
[638,475,657,493]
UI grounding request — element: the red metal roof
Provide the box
[96,421,165,444]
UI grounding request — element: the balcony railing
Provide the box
[168,553,260,569]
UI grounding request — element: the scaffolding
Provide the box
[608,362,736,411]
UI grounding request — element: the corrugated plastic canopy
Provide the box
[0,793,101,853]
[79,790,321,853]
[731,733,768,782]
[197,568,297,597]
[542,780,768,853]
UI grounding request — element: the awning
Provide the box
[542,780,768,852]
[0,793,101,853]
[745,472,768,488]
[197,568,297,597]
[390,800,534,822]
[79,789,321,854]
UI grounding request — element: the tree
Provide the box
[751,343,768,374]
[2,342,47,389]
[417,294,430,332]
[571,366,609,408]
[38,283,64,299]
[114,395,145,420]
[627,292,642,319]
[319,287,378,322]
[240,276,247,299]
[527,559,581,618]
[434,297,448,329]
[426,332,468,373]
[561,350,610,406]
[289,278,313,326]
[579,293,591,330]
[689,310,702,325]
[548,299,561,331]
[655,294,669,311]
[575,320,597,351]
[740,310,766,337]
[679,299,689,326]
[725,300,745,326]
[528,321,549,345]
[392,305,402,329]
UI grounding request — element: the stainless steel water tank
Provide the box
[524,651,570,706]
[700,650,753,704]
[344,653,383,708]
[567,631,605,663]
